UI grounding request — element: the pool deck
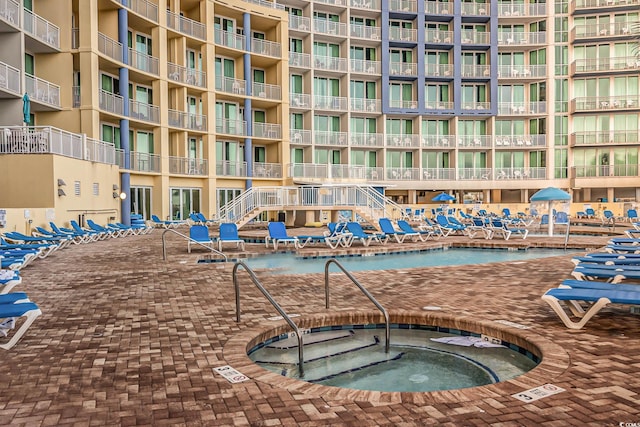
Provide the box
[2,225,639,426]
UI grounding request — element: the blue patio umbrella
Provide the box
[530,187,571,236]
[22,93,30,125]
[432,192,456,202]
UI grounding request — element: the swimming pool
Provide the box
[238,248,571,274]
[248,324,539,392]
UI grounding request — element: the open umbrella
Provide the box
[22,93,30,125]
[530,187,571,236]
[432,192,456,202]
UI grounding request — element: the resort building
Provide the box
[0,0,639,231]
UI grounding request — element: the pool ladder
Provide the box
[233,258,391,378]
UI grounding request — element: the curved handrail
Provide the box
[161,228,227,261]
[324,259,390,353]
[233,261,305,376]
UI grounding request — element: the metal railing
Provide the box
[99,90,124,115]
[129,99,159,123]
[166,9,205,40]
[168,63,206,87]
[214,28,244,50]
[289,52,311,68]
[216,118,247,135]
[25,74,60,108]
[324,259,390,353]
[128,48,159,75]
[0,60,20,95]
[119,0,158,23]
[350,59,381,74]
[169,156,207,175]
[252,38,281,58]
[98,32,123,62]
[168,109,206,131]
[252,82,281,100]
[23,8,60,49]
[253,122,281,139]
[0,0,19,26]
[233,261,305,376]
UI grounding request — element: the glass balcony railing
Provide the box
[571,131,640,146]
[571,95,639,112]
[572,56,640,74]
[498,2,547,17]
[498,31,546,45]
[497,64,546,78]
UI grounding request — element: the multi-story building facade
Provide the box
[0,0,638,230]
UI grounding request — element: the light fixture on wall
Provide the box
[57,179,66,187]
[58,188,66,197]
[113,191,127,200]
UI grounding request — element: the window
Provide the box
[24,53,34,75]
[290,38,302,53]
[424,83,449,108]
[313,77,340,97]
[215,57,235,89]
[390,83,415,108]
[130,187,152,220]
[386,118,413,135]
[350,80,376,99]
[134,131,154,153]
[101,123,121,148]
[461,84,488,107]
[291,113,304,130]
[101,73,120,94]
[171,188,201,220]
[215,101,242,133]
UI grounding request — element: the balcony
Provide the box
[572,22,634,41]
[498,31,546,46]
[350,98,381,113]
[169,156,208,176]
[458,168,492,180]
[167,109,206,131]
[425,63,453,77]
[571,56,640,74]
[166,10,205,40]
[421,135,454,148]
[349,0,381,10]
[23,8,60,51]
[216,76,247,95]
[242,0,285,10]
[214,28,244,50]
[422,168,456,180]
[0,61,20,96]
[313,19,347,37]
[460,2,488,15]
[389,27,417,43]
[572,0,640,12]
[290,129,312,145]
[290,52,311,68]
[216,160,247,177]
[253,122,281,139]
[216,118,247,136]
[349,133,384,147]
[386,168,420,180]
[118,0,158,23]
[350,59,381,74]
[289,15,310,32]
[495,135,547,148]
[314,131,349,146]
[425,1,453,15]
[72,86,80,107]
[425,30,453,44]
[389,99,418,109]
[98,32,123,63]
[460,101,490,111]
[0,0,19,28]
[167,63,206,87]
[253,162,282,178]
[573,164,638,178]
[128,48,159,75]
[457,135,491,147]
[99,90,124,116]
[253,82,281,100]
[389,0,417,13]
[349,24,381,40]
[498,3,547,17]
[314,95,348,110]
[252,38,281,58]
[387,134,420,148]
[461,64,491,78]
[389,62,418,76]
[314,56,348,72]
[461,31,490,45]
[129,99,159,124]
[570,131,640,146]
[290,93,311,108]
[493,167,546,180]
[498,64,546,78]
[124,151,161,173]
[497,102,547,115]
[25,74,60,109]
[425,100,453,110]
[571,95,639,113]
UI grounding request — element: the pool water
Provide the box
[249,327,539,392]
[241,248,571,274]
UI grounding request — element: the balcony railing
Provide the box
[425,63,453,77]
[253,162,282,178]
[0,0,19,26]
[572,22,635,39]
[493,167,546,180]
[25,74,60,107]
[461,64,491,78]
[421,135,454,148]
[99,90,124,115]
[461,2,489,15]
[72,86,80,107]
[425,30,453,44]
[118,0,158,23]
[461,31,490,44]
[290,129,312,145]
[290,15,310,32]
[290,93,311,108]
[572,0,640,10]
[169,156,207,175]
[571,56,640,74]
[571,131,640,146]
[389,27,417,42]
[129,99,159,123]
[290,52,311,68]
[128,48,159,75]
[349,24,381,40]
[498,64,546,78]
[116,150,161,172]
[253,82,281,100]
[390,62,418,76]
[571,95,639,112]
[243,0,285,9]
[313,19,347,37]
[389,0,417,12]
[457,135,492,147]
[350,133,384,147]
[167,63,206,87]
[498,32,546,45]
[495,135,547,147]
[349,0,381,10]
[498,3,547,16]
[216,76,247,95]
[253,122,281,139]
[460,101,490,111]
[216,160,247,177]
[387,134,420,147]
[0,61,20,95]
[168,109,206,131]
[214,28,245,50]
[389,99,418,109]
[166,10,205,40]
[252,38,281,58]
[314,56,348,72]
[314,95,348,110]
[350,59,381,74]
[573,164,638,178]
[23,8,60,49]
[71,27,79,48]
[425,1,453,14]
[314,131,349,146]
[98,32,123,62]
[350,98,381,113]
[425,100,453,109]
[216,118,247,136]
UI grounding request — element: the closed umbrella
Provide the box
[22,93,30,125]
[530,187,571,236]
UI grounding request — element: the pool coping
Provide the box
[223,310,570,405]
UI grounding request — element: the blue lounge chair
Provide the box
[298,223,352,249]
[585,208,596,218]
[4,231,71,249]
[571,264,640,283]
[420,218,446,238]
[467,217,492,239]
[217,223,245,251]
[266,222,302,250]
[397,220,432,242]
[0,237,58,258]
[86,220,120,238]
[70,220,105,241]
[541,287,640,329]
[488,219,528,240]
[0,297,41,350]
[151,215,185,229]
[346,222,388,246]
[378,218,408,243]
[0,270,22,294]
[435,215,465,236]
[50,222,95,243]
[188,225,215,253]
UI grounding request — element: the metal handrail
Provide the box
[233,261,305,376]
[324,259,390,352]
[161,228,227,261]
